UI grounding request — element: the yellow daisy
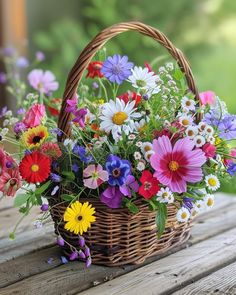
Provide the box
[22,125,49,149]
[64,201,96,235]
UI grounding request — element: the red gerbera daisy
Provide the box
[19,151,51,183]
[86,61,104,78]
[138,170,160,199]
[119,91,142,107]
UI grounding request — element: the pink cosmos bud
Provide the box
[79,250,86,259]
[69,251,78,261]
[199,91,216,106]
[78,236,85,248]
[57,236,65,247]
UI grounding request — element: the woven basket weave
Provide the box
[51,22,199,266]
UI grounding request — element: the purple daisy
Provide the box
[101,54,133,85]
[28,69,59,94]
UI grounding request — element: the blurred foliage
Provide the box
[28,0,236,193]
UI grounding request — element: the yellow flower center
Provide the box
[181,212,188,219]
[31,164,39,172]
[208,178,217,186]
[112,112,128,125]
[91,171,99,179]
[187,130,194,136]
[169,161,179,171]
[182,119,189,126]
[144,145,152,152]
[162,192,168,199]
[185,100,191,106]
[207,198,214,206]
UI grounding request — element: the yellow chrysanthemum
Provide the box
[64,201,96,235]
[22,125,49,149]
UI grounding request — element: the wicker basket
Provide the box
[51,22,199,266]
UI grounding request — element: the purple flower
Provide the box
[105,155,131,186]
[119,175,139,197]
[79,250,86,259]
[69,251,78,261]
[183,197,194,212]
[16,107,26,115]
[36,51,45,62]
[50,128,63,137]
[92,82,99,89]
[72,108,87,128]
[50,173,62,183]
[16,57,29,68]
[84,246,90,257]
[41,204,49,211]
[218,115,236,140]
[101,54,133,84]
[46,258,54,265]
[60,256,69,264]
[2,46,15,57]
[28,69,59,94]
[227,163,236,176]
[57,236,65,246]
[65,94,78,113]
[78,236,85,248]
[0,106,8,118]
[6,161,13,168]
[86,257,92,268]
[72,145,93,163]
[72,163,79,173]
[100,186,124,208]
[0,72,7,84]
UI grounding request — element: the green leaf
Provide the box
[14,194,31,207]
[156,203,167,238]
[127,202,139,214]
[61,171,75,181]
[34,181,51,196]
[61,194,76,202]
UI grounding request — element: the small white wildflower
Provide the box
[3,119,9,127]
[176,207,190,222]
[0,128,9,137]
[186,126,198,139]
[64,139,76,149]
[207,135,216,144]
[137,161,145,171]
[33,220,43,229]
[194,135,206,147]
[181,96,196,111]
[9,117,18,125]
[134,152,142,160]
[179,115,193,127]
[198,122,207,134]
[205,125,214,136]
[156,187,174,204]
[141,142,153,154]
[144,150,155,162]
[136,141,143,148]
[204,194,215,209]
[128,134,136,140]
[205,175,220,191]
[194,200,206,212]
[4,110,12,117]
[165,63,174,71]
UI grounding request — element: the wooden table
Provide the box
[0,193,236,295]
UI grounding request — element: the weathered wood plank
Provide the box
[172,261,236,295]
[78,227,236,295]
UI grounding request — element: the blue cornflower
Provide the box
[227,163,236,177]
[72,163,79,173]
[72,145,93,163]
[101,54,133,85]
[50,173,62,183]
[218,114,236,140]
[183,197,194,212]
[105,155,131,186]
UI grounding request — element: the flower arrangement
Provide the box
[1,33,236,267]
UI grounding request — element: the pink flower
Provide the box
[225,148,236,165]
[65,94,78,113]
[150,136,206,193]
[202,143,216,158]
[28,69,58,94]
[23,104,46,128]
[83,164,109,189]
[199,91,216,106]
[0,169,22,197]
[119,175,139,197]
[0,148,6,175]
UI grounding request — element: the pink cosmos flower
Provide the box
[83,164,109,189]
[199,91,216,106]
[150,136,206,193]
[22,104,46,128]
[0,169,22,197]
[202,143,216,159]
[28,69,59,94]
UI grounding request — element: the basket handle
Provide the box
[58,21,199,139]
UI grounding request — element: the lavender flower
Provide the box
[72,145,93,163]
[79,250,86,259]
[51,185,59,196]
[2,46,15,57]
[28,69,59,94]
[72,163,79,173]
[57,236,65,246]
[86,257,92,268]
[100,186,124,209]
[41,204,49,211]
[36,51,45,62]
[50,173,62,183]
[183,197,194,211]
[0,72,7,84]
[92,82,99,89]
[16,57,29,68]
[84,246,90,257]
[101,54,133,84]
[0,106,8,118]
[218,115,236,140]
[78,236,85,248]
[69,251,78,261]
[60,256,69,264]
[119,175,139,197]
[16,107,26,115]
[46,258,54,265]
[50,128,63,137]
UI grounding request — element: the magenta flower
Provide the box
[119,175,139,197]
[28,69,59,94]
[83,164,109,189]
[72,108,87,128]
[100,186,124,208]
[65,94,78,113]
[150,136,206,193]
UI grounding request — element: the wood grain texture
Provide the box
[172,261,236,295]
[78,227,236,295]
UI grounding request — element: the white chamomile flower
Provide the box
[207,135,216,144]
[64,139,76,149]
[134,119,147,133]
[166,63,174,71]
[204,194,215,209]
[198,122,207,134]
[127,66,160,96]
[181,96,196,111]
[136,141,143,148]
[99,98,141,140]
[186,126,198,139]
[176,207,190,222]
[205,174,220,191]
[156,187,174,204]
[190,207,199,219]
[205,125,214,136]
[137,161,145,171]
[128,134,136,140]
[179,115,193,127]
[194,135,206,147]
[134,152,142,160]
[144,150,155,162]
[194,200,205,212]
[141,142,153,154]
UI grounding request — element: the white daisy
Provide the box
[198,122,207,134]
[205,175,220,191]
[181,96,196,111]
[99,98,141,140]
[136,141,143,148]
[207,135,216,144]
[134,118,148,133]
[141,142,153,154]
[190,207,199,219]
[128,134,136,140]
[205,125,214,136]
[137,161,145,171]
[194,200,206,212]
[179,115,193,127]
[194,135,206,147]
[204,194,215,209]
[134,152,142,160]
[127,66,160,96]
[186,126,198,139]
[144,150,155,162]
[176,207,190,222]
[156,187,174,204]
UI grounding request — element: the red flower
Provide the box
[19,151,51,183]
[138,170,160,199]
[202,143,216,159]
[40,142,62,159]
[48,98,62,117]
[0,169,22,197]
[144,62,153,73]
[86,61,104,78]
[119,91,142,107]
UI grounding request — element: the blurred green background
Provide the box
[22,0,236,192]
